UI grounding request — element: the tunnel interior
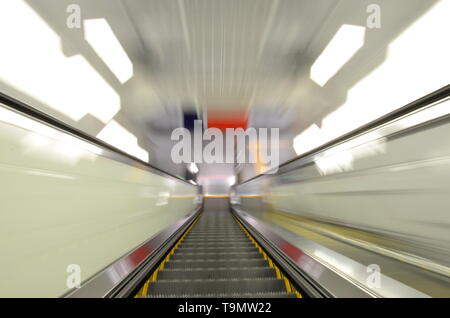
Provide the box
[0,0,449,298]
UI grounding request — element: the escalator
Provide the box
[135,202,301,298]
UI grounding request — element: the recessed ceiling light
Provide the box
[84,18,133,84]
[310,24,366,87]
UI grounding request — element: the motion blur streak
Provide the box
[0,0,449,298]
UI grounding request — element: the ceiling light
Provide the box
[310,24,366,86]
[84,18,133,84]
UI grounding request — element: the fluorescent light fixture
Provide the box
[0,1,120,124]
[310,24,366,86]
[84,19,133,84]
[97,120,149,162]
[188,162,199,174]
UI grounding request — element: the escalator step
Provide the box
[189,229,244,236]
[188,232,243,235]
[191,228,240,230]
[190,226,241,228]
[187,233,244,236]
[180,241,254,247]
[186,233,247,238]
[195,225,239,227]
[183,237,248,240]
[146,278,287,296]
[170,252,263,261]
[138,206,298,299]
[176,246,258,253]
[157,267,277,280]
[165,259,268,269]
[146,292,296,298]
[182,238,250,243]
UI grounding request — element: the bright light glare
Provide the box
[84,19,133,84]
[323,0,450,137]
[0,105,104,166]
[293,124,323,155]
[310,24,366,86]
[315,151,354,176]
[188,162,199,174]
[313,250,354,277]
[0,106,60,140]
[0,1,120,124]
[296,2,450,155]
[0,106,103,160]
[97,120,149,162]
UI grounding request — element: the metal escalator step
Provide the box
[146,278,287,296]
[191,227,238,229]
[191,225,238,227]
[185,233,246,236]
[164,259,268,269]
[188,231,243,234]
[183,237,248,241]
[182,238,250,243]
[188,230,242,233]
[192,224,238,226]
[192,226,238,228]
[146,292,296,298]
[180,241,254,247]
[187,233,244,236]
[157,267,277,280]
[176,246,259,253]
[187,234,244,237]
[190,230,242,232]
[170,252,262,261]
[189,229,242,231]
[192,225,238,228]
[138,209,301,299]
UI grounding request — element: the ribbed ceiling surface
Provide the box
[123,0,335,111]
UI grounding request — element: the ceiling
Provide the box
[123,0,337,112]
[4,0,446,178]
[26,0,338,122]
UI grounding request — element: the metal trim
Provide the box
[271,208,450,278]
[64,207,201,298]
[233,212,328,298]
[277,98,450,178]
[232,207,430,298]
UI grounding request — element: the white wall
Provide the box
[0,104,198,297]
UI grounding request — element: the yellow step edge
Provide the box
[135,216,199,297]
[136,213,302,298]
[233,215,302,298]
